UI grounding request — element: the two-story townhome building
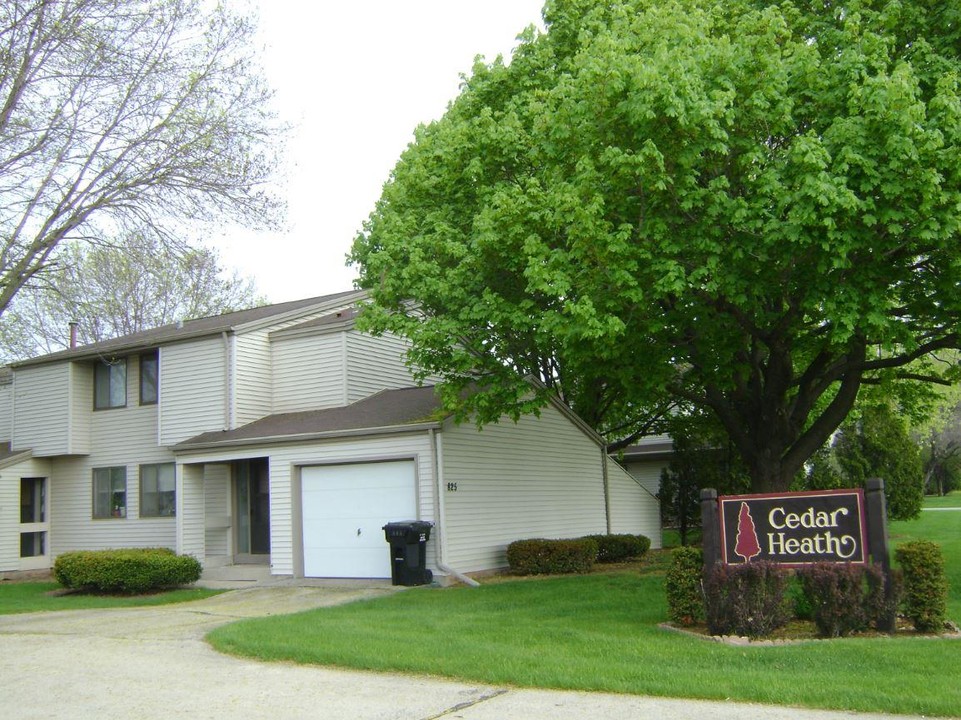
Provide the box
[0,290,660,581]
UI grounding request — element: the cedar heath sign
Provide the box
[719,490,867,566]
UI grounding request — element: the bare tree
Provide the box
[0,235,263,359]
[1,235,263,357]
[0,0,282,315]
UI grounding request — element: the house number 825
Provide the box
[446,482,458,492]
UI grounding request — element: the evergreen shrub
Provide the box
[581,534,651,563]
[506,538,598,575]
[895,540,948,632]
[665,546,703,626]
[54,548,202,594]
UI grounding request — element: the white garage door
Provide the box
[301,461,417,578]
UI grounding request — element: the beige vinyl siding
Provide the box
[0,456,53,572]
[0,461,15,570]
[236,302,359,421]
[608,458,662,547]
[69,363,92,454]
[345,332,419,403]
[203,464,231,560]
[623,459,665,498]
[49,357,175,555]
[440,405,608,573]
[159,338,226,445]
[12,363,72,455]
[177,463,205,559]
[0,381,11,442]
[271,332,347,413]
[233,330,270,427]
[177,431,435,576]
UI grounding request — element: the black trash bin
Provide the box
[382,520,434,586]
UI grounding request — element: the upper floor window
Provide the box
[140,351,158,405]
[94,358,127,409]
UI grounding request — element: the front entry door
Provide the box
[234,459,270,563]
[20,477,49,571]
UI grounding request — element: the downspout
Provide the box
[429,427,480,587]
[602,448,612,534]
[221,331,231,430]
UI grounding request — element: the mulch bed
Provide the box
[660,618,961,645]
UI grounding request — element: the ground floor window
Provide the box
[93,466,127,518]
[20,478,45,523]
[140,463,175,517]
[20,531,45,557]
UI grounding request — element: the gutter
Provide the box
[429,427,479,587]
[173,421,443,453]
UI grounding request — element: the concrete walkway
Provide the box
[0,585,948,720]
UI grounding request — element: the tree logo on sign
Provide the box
[735,502,761,562]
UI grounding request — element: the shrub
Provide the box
[54,548,202,594]
[581,534,651,563]
[703,561,790,638]
[506,538,598,575]
[864,564,902,632]
[798,563,874,637]
[786,574,813,620]
[896,540,948,633]
[665,546,703,626]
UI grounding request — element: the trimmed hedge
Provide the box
[54,548,202,594]
[703,560,790,638]
[665,546,703,626]
[581,534,651,563]
[896,540,948,633]
[506,538,598,575]
[797,562,896,637]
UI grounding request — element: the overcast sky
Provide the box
[214,1,546,303]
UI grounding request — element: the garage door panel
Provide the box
[304,547,391,579]
[305,490,414,519]
[301,461,417,579]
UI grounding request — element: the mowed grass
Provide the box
[0,581,222,614]
[921,491,961,509]
[209,497,961,718]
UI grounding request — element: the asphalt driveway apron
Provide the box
[0,586,942,720]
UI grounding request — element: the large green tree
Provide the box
[0,0,281,316]
[351,0,961,492]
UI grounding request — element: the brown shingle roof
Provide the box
[14,289,365,367]
[174,385,445,450]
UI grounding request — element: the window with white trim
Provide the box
[140,463,175,517]
[140,351,158,405]
[93,466,127,519]
[94,358,127,409]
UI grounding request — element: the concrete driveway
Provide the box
[0,585,944,720]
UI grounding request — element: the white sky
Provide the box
[213,1,546,304]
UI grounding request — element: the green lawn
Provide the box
[922,492,961,509]
[208,499,961,718]
[0,582,222,614]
